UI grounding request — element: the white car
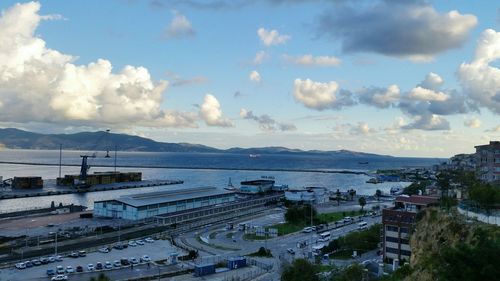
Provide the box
[113,260,121,267]
[141,255,151,262]
[87,263,94,271]
[145,237,154,243]
[129,257,139,264]
[51,275,68,281]
[104,261,113,269]
[128,240,137,247]
[136,240,145,245]
[15,262,26,269]
[98,247,110,253]
[55,255,63,262]
[65,265,74,273]
[302,227,312,233]
[56,265,65,274]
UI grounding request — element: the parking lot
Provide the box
[0,239,186,281]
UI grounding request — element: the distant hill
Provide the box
[0,128,392,157]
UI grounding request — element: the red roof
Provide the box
[395,195,439,206]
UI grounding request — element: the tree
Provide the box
[281,258,319,281]
[331,263,367,281]
[358,197,366,211]
[335,189,342,206]
[469,183,500,221]
[348,189,356,201]
[375,189,382,201]
[90,274,111,281]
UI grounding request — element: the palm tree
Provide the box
[349,189,356,201]
[335,189,341,206]
[375,189,382,201]
[358,197,366,211]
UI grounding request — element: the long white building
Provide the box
[94,186,235,220]
[285,186,328,204]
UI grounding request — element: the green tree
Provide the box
[375,189,382,201]
[281,259,319,281]
[331,263,367,281]
[358,197,366,211]
[469,183,500,219]
[90,273,111,281]
[348,189,356,201]
[335,189,342,206]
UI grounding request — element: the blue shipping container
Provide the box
[227,257,246,269]
[194,263,215,277]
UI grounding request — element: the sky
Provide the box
[0,0,499,157]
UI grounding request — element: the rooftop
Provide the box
[395,195,439,206]
[99,186,234,207]
[240,179,275,185]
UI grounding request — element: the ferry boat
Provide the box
[390,186,403,195]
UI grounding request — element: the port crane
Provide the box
[77,129,111,188]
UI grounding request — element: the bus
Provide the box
[318,231,331,242]
[357,221,368,230]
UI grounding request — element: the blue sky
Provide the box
[0,0,499,157]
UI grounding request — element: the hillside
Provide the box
[0,128,392,157]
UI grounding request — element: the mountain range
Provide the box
[0,128,392,158]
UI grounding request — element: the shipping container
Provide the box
[12,177,43,189]
[194,263,215,277]
[227,257,246,269]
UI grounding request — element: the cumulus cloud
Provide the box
[282,54,341,66]
[464,117,481,128]
[199,94,233,127]
[0,2,197,128]
[257,27,290,46]
[293,79,355,110]
[402,114,450,131]
[458,29,500,115]
[240,108,296,132]
[358,84,400,108]
[165,10,195,39]
[419,72,444,90]
[408,87,450,101]
[253,51,269,65]
[249,70,261,83]
[316,1,477,61]
[349,122,375,135]
[485,125,500,133]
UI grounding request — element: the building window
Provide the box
[401,249,411,256]
[386,225,398,232]
[386,236,399,243]
[123,205,126,211]
[400,227,409,233]
[386,247,399,254]
[401,238,410,245]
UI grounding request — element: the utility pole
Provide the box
[54,232,58,256]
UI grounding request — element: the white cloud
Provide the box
[253,51,269,65]
[257,27,290,46]
[0,2,197,128]
[249,70,261,83]
[358,84,400,108]
[165,10,195,39]
[419,72,444,90]
[485,125,500,132]
[408,87,450,102]
[199,94,233,127]
[240,108,296,132]
[458,29,500,114]
[283,54,341,66]
[349,122,375,135]
[464,117,482,128]
[403,114,450,131]
[293,79,355,110]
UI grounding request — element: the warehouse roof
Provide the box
[98,186,234,207]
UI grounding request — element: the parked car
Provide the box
[48,256,56,263]
[98,247,110,253]
[46,269,55,276]
[55,255,63,262]
[40,257,49,264]
[120,258,130,266]
[15,262,26,269]
[56,265,65,274]
[287,248,296,255]
[113,260,121,268]
[51,275,68,281]
[76,265,83,272]
[96,262,103,270]
[87,263,94,271]
[128,240,137,247]
[32,259,42,266]
[68,252,79,258]
[145,237,154,243]
[129,257,139,265]
[104,261,113,269]
[25,261,33,268]
[136,240,145,245]
[302,227,312,233]
[78,250,86,257]
[65,265,74,273]
[140,255,151,262]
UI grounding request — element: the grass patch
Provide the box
[322,224,381,258]
[329,249,355,260]
[316,212,344,223]
[243,233,269,240]
[271,222,306,236]
[225,232,234,239]
[209,231,219,239]
[318,264,337,272]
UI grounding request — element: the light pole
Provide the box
[54,232,58,256]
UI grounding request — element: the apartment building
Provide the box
[382,195,439,263]
[475,141,500,183]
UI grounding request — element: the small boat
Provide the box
[249,154,260,158]
[358,161,369,164]
[366,178,380,184]
[224,178,236,191]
